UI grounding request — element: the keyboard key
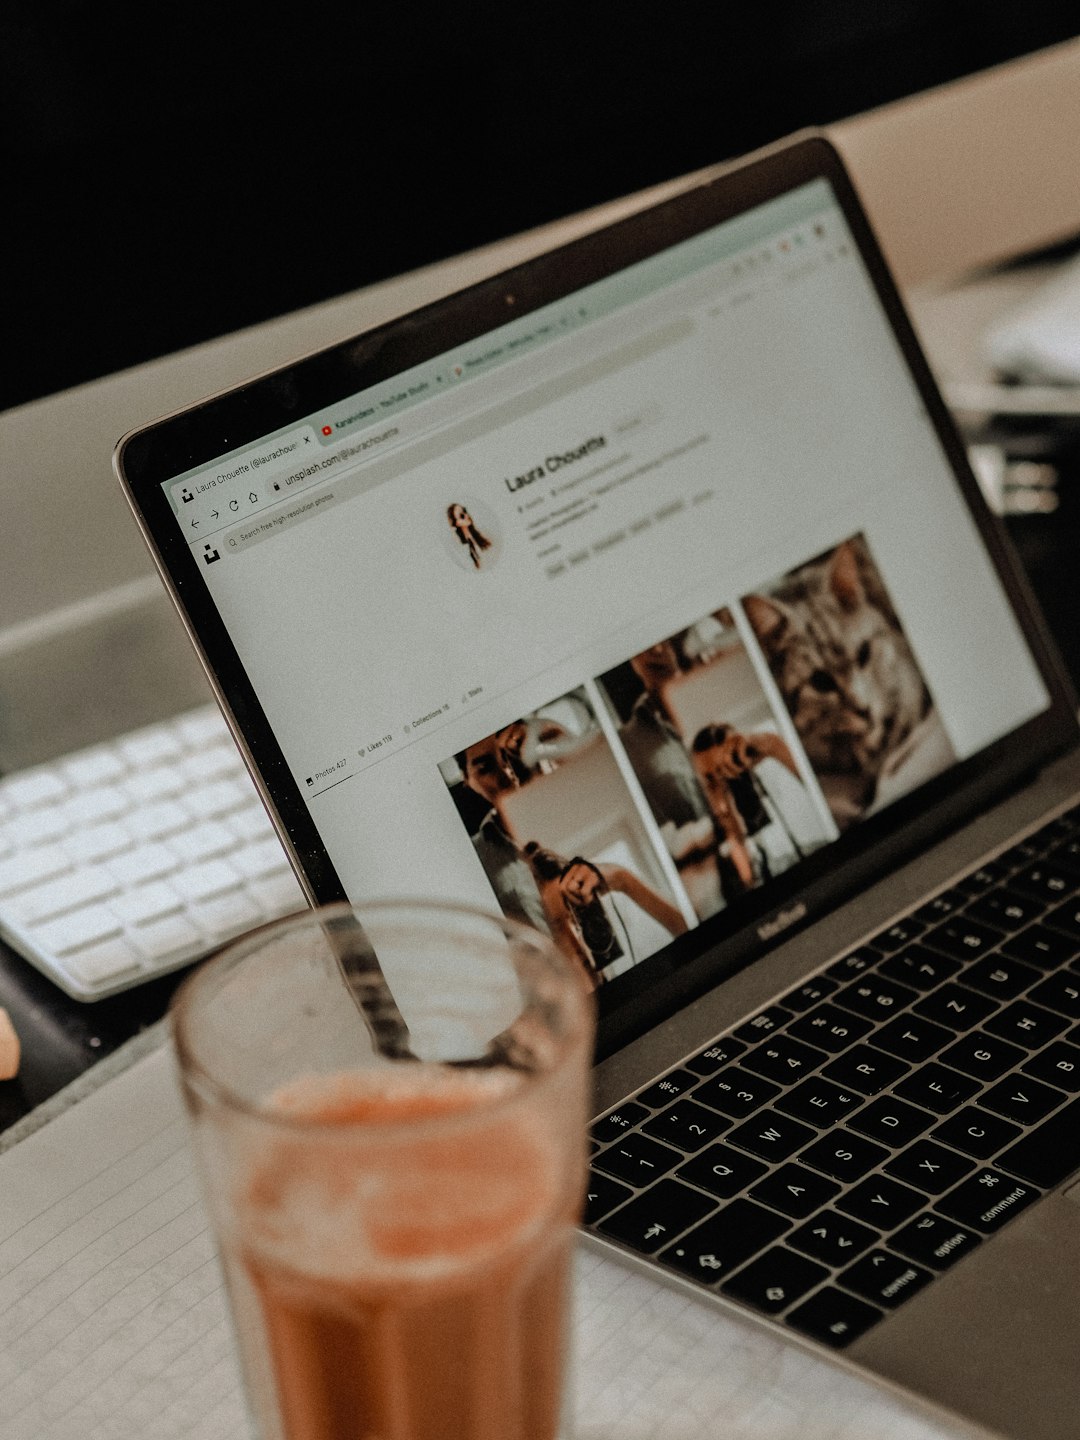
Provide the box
[837,1176,924,1228]
[63,820,134,864]
[659,1198,790,1284]
[592,1104,649,1145]
[60,745,126,788]
[787,1003,872,1053]
[35,903,123,956]
[594,1133,682,1186]
[3,768,68,809]
[684,1036,747,1075]
[585,1171,633,1224]
[597,1178,716,1254]
[727,1110,816,1162]
[170,858,243,904]
[638,1068,697,1108]
[108,842,181,886]
[0,844,71,898]
[1044,897,1080,940]
[938,1032,1027,1083]
[742,1034,825,1085]
[996,1096,1080,1187]
[776,1077,863,1128]
[871,918,926,952]
[1022,1040,1080,1091]
[914,890,964,924]
[779,976,839,1012]
[748,1163,840,1219]
[983,1001,1069,1049]
[111,880,185,927]
[966,888,1046,932]
[62,936,144,987]
[894,1062,980,1114]
[676,1143,768,1198]
[890,1212,982,1270]
[932,1107,1021,1161]
[799,1131,888,1185]
[169,819,241,865]
[826,947,880,980]
[870,1013,953,1064]
[1029,973,1080,1021]
[125,798,190,841]
[695,1066,780,1119]
[884,1139,975,1194]
[821,1044,910,1095]
[197,887,267,939]
[1007,863,1077,903]
[848,1096,935,1147]
[911,982,998,1031]
[1000,925,1077,969]
[963,954,1041,1001]
[879,945,959,991]
[840,1250,932,1308]
[955,859,1011,896]
[788,1210,878,1265]
[935,1168,1039,1232]
[923,916,1004,961]
[722,1245,828,1313]
[979,1075,1065,1126]
[118,724,184,766]
[835,975,916,1021]
[733,1005,792,1042]
[10,864,119,925]
[642,1100,731,1151]
[787,1286,883,1347]
[131,913,204,963]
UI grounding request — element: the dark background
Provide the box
[4,3,1079,414]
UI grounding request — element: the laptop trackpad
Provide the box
[854,1190,1080,1440]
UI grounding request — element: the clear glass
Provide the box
[171,900,595,1440]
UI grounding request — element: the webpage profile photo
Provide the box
[444,500,499,572]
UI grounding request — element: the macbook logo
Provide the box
[757,902,807,942]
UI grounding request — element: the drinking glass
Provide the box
[171,899,595,1440]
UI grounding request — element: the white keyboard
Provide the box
[0,704,307,1000]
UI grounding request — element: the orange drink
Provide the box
[172,902,594,1440]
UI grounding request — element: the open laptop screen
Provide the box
[117,142,1068,1052]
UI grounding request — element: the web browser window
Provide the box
[162,179,1050,990]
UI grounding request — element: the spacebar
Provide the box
[997,1097,1080,1188]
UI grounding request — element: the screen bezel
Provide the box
[116,132,1079,1060]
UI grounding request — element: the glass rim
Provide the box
[170,897,593,1136]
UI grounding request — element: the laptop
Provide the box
[115,132,1080,1440]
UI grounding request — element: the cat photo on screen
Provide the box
[741,533,956,830]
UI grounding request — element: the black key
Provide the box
[848,1096,935,1147]
[734,1005,793,1043]
[1007,862,1077,903]
[642,1099,731,1151]
[780,976,839,1012]
[591,1103,649,1145]
[890,1211,982,1270]
[979,1075,1065,1126]
[923,916,1003,961]
[597,1178,717,1253]
[1001,925,1077,969]
[935,1168,1039,1232]
[826,947,880,980]
[659,1198,790,1283]
[837,1175,925,1227]
[800,1130,889,1184]
[938,1032,1027,1082]
[787,1004,872,1054]
[585,1171,633,1224]
[1022,1040,1080,1091]
[915,889,966,923]
[840,1249,932,1308]
[884,1139,975,1194]
[723,1245,829,1314]
[748,1163,841,1219]
[695,1065,780,1120]
[894,1062,980,1114]
[983,1001,1069,1049]
[1029,973,1080,1021]
[1047,837,1080,874]
[932,1107,1021,1160]
[684,1036,747,1075]
[788,1286,884,1348]
[821,1044,910,1095]
[638,1068,698,1109]
[963,954,1040,1001]
[996,1096,1080,1187]
[835,975,917,1021]
[871,918,926,952]
[776,1077,863,1129]
[1044,897,1080,940]
[727,1109,816,1162]
[965,888,1046,932]
[676,1142,768,1198]
[879,945,959,991]
[912,982,999,1032]
[742,1034,826,1086]
[788,1209,878,1265]
[594,1132,682,1185]
[955,859,1011,895]
[870,1013,953,1064]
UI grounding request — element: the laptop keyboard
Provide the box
[587,803,1080,1350]
[0,704,306,1000]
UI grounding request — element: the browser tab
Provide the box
[168,426,319,516]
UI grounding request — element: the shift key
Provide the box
[997,1097,1080,1188]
